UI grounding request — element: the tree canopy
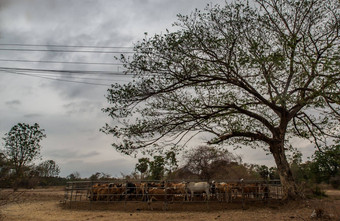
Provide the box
[184,145,239,181]
[2,123,46,177]
[2,123,46,190]
[36,160,60,178]
[103,0,340,199]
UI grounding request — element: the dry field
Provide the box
[1,187,339,221]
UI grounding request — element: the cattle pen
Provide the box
[63,180,283,211]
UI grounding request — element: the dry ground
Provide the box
[1,187,339,221]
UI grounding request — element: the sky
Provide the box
[0,0,315,178]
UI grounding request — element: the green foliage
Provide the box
[89,172,111,181]
[148,156,165,180]
[66,172,81,181]
[311,185,327,198]
[285,142,340,187]
[304,143,340,185]
[36,160,60,178]
[183,145,239,181]
[135,157,149,175]
[134,151,178,180]
[2,123,46,190]
[2,123,46,176]
[252,165,280,180]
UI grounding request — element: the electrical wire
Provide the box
[0,43,139,85]
[0,58,124,66]
[0,48,134,54]
[0,43,134,49]
[0,69,132,86]
[0,66,132,76]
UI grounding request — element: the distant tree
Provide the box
[184,145,238,181]
[165,151,178,174]
[67,171,81,180]
[269,167,280,180]
[256,165,270,180]
[89,172,111,181]
[89,172,101,181]
[0,153,12,187]
[149,156,165,180]
[310,143,340,184]
[99,172,111,180]
[102,0,340,199]
[2,123,46,190]
[36,160,60,177]
[135,158,149,180]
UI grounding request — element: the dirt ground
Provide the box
[1,187,339,221]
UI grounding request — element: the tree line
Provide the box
[131,145,339,190]
[1,123,338,194]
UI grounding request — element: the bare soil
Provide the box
[1,187,339,221]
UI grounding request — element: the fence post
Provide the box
[164,180,168,211]
[124,180,128,207]
[70,182,74,209]
[241,180,245,210]
[90,181,93,210]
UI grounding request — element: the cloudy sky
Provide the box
[0,0,315,178]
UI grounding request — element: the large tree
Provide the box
[103,0,340,200]
[2,123,46,189]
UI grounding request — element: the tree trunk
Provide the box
[270,142,301,200]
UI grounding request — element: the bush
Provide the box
[330,175,340,189]
[312,185,327,197]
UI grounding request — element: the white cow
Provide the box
[186,182,210,201]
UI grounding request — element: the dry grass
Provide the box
[0,187,339,221]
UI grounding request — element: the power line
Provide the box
[0,69,113,86]
[0,66,133,76]
[0,69,133,86]
[17,72,127,82]
[0,43,134,49]
[0,58,125,66]
[0,48,134,54]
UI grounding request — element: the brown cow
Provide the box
[147,187,175,210]
[238,183,260,198]
[89,183,107,201]
[135,182,149,201]
[214,182,238,202]
[167,182,187,201]
[107,183,125,201]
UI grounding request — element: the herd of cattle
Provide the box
[87,181,270,203]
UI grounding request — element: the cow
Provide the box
[234,182,264,199]
[213,182,238,202]
[88,183,102,201]
[107,183,125,201]
[167,182,187,201]
[186,182,210,201]
[120,182,137,200]
[147,187,175,210]
[89,183,112,201]
[88,183,126,201]
[259,184,270,199]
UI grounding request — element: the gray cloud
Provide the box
[63,101,103,115]
[24,113,44,118]
[47,149,100,160]
[5,100,21,105]
[59,158,136,178]
[5,100,21,108]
